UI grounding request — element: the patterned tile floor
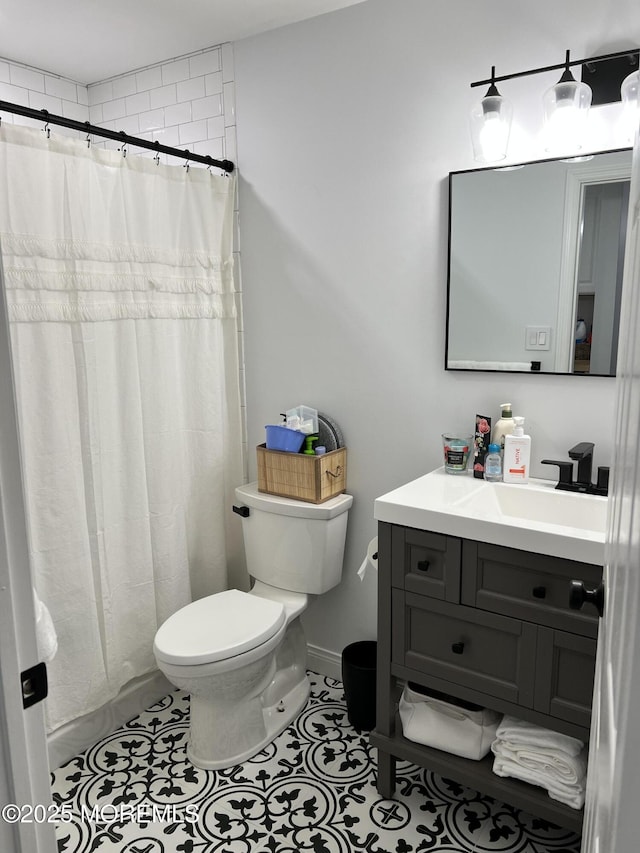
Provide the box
[50,673,582,853]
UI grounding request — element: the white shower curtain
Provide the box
[0,124,244,731]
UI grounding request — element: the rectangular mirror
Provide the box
[446,148,631,376]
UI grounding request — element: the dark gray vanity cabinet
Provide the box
[371,522,602,833]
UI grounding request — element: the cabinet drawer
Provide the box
[534,628,596,729]
[461,541,602,637]
[392,591,536,706]
[391,526,461,601]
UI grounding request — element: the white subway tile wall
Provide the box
[86,45,233,168]
[0,58,89,131]
[1,45,235,171]
[0,44,247,470]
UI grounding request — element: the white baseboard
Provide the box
[49,648,345,771]
[47,670,171,770]
[306,643,342,681]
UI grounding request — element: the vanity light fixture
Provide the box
[470,47,640,162]
[542,51,592,154]
[469,66,513,163]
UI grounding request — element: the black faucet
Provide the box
[541,442,609,495]
[568,442,594,487]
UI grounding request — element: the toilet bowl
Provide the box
[154,585,309,769]
[153,482,353,770]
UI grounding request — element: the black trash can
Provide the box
[341,640,377,732]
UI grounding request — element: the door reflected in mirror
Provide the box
[446,149,631,376]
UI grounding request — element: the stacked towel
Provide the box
[491,716,587,809]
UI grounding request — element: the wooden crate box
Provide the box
[257,444,347,504]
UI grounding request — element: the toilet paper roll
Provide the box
[357,537,378,581]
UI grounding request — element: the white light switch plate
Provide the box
[525,326,551,351]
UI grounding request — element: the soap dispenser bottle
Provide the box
[493,403,515,454]
[503,417,531,484]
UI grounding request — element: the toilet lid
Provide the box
[154,589,286,666]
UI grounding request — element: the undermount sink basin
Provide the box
[455,479,607,534]
[374,467,607,564]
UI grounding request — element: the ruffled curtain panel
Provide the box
[0,124,244,731]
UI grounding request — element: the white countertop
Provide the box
[374,467,606,565]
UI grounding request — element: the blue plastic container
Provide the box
[265,425,306,452]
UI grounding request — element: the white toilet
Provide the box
[153,482,353,770]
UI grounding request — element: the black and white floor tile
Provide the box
[50,673,582,853]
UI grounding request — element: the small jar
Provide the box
[442,434,474,474]
[484,443,502,482]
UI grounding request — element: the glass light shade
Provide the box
[542,74,592,154]
[621,69,639,143]
[470,91,513,163]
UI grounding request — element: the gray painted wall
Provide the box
[233,0,637,656]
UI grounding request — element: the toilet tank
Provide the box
[234,483,353,595]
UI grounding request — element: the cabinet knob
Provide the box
[451,641,465,655]
[532,586,546,599]
[416,560,430,573]
[569,580,605,617]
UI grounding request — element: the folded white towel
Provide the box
[494,714,584,757]
[492,751,586,810]
[33,587,58,663]
[492,741,587,787]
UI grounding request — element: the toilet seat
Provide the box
[153,589,286,666]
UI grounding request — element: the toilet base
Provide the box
[187,675,310,770]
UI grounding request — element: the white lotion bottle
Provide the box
[493,403,515,454]
[503,416,531,484]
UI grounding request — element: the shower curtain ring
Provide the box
[41,109,51,138]
[119,131,127,158]
[183,152,190,172]
[153,140,160,165]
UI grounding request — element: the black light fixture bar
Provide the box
[0,99,235,173]
[471,47,639,89]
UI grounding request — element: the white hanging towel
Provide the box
[33,587,58,662]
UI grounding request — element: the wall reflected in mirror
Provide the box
[446,148,631,376]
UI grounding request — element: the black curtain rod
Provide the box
[0,99,235,173]
[471,47,640,88]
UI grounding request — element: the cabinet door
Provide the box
[534,627,597,729]
[461,541,602,638]
[391,526,461,601]
[392,591,537,706]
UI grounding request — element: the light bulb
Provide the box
[470,87,512,163]
[543,74,591,154]
[478,111,509,162]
